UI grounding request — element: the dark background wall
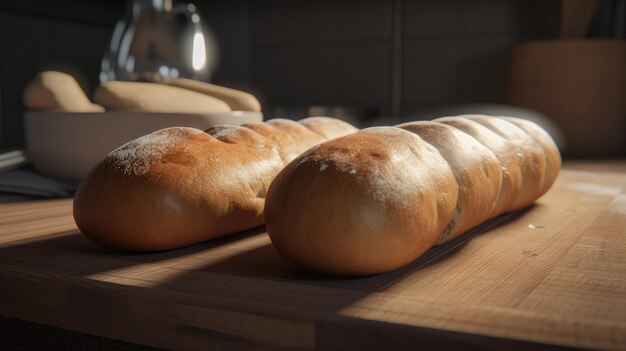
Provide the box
[248,0,561,126]
[0,0,564,149]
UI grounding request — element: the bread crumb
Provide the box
[610,194,626,215]
[522,249,539,257]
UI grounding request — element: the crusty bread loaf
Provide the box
[24,71,104,112]
[299,116,361,140]
[501,116,561,197]
[463,115,546,212]
[94,81,231,113]
[265,115,561,276]
[73,117,357,251]
[169,78,261,112]
[241,119,326,161]
[266,128,458,275]
[433,117,524,216]
[397,121,502,244]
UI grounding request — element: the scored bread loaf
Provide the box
[73,117,357,251]
[397,121,502,244]
[265,115,561,276]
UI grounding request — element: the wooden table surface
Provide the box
[1,165,626,350]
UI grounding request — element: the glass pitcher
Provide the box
[100,0,218,83]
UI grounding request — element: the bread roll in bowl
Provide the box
[169,78,261,112]
[94,81,232,113]
[24,71,104,112]
[265,127,458,276]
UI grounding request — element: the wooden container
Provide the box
[507,39,626,157]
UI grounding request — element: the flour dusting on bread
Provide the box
[105,127,202,176]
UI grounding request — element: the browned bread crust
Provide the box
[266,115,561,275]
[266,127,458,275]
[73,117,357,251]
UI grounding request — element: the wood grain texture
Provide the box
[1,166,625,350]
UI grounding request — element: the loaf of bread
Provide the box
[24,71,104,112]
[169,78,261,112]
[73,117,357,251]
[94,81,232,113]
[265,115,561,276]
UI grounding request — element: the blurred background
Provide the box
[0,0,624,158]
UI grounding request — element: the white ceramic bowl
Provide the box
[25,111,263,180]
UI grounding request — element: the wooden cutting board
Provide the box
[1,167,625,350]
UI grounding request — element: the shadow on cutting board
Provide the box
[1,202,556,350]
[0,203,536,294]
[191,206,536,292]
